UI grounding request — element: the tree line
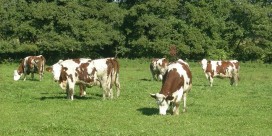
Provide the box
[0,0,271,63]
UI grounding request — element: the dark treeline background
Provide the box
[0,0,271,63]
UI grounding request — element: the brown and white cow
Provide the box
[14,55,46,81]
[58,58,121,100]
[46,58,92,97]
[150,58,169,81]
[200,59,240,87]
[151,59,192,115]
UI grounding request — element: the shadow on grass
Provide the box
[137,107,158,116]
[39,93,103,101]
[140,78,152,81]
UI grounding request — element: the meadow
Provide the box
[0,59,271,136]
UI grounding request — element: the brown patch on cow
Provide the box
[160,68,184,97]
[46,67,52,72]
[161,59,169,67]
[216,61,233,75]
[59,67,68,83]
[180,63,192,85]
[68,74,73,82]
[77,63,94,83]
[16,55,46,80]
[17,59,25,75]
[232,61,240,70]
[106,58,120,77]
[72,58,81,64]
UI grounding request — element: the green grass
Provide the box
[0,59,271,136]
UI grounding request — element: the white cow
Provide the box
[151,59,192,115]
[57,58,121,100]
[150,58,169,81]
[200,59,240,86]
[14,55,46,81]
[46,58,92,97]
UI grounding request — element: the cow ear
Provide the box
[166,96,174,101]
[46,67,52,72]
[58,59,63,63]
[150,93,156,99]
[62,67,68,71]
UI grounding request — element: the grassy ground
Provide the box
[0,59,271,135]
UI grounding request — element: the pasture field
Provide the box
[0,59,271,136]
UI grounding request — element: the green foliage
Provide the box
[0,0,271,62]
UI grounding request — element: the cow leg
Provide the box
[31,73,34,80]
[230,77,234,86]
[107,80,113,99]
[182,93,187,112]
[67,79,75,100]
[101,82,108,100]
[68,88,74,100]
[66,85,74,100]
[115,74,121,98]
[79,84,86,97]
[209,76,213,87]
[23,74,27,81]
[151,71,156,81]
[234,71,239,86]
[172,103,180,115]
[39,73,43,81]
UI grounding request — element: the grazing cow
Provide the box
[150,59,192,115]
[46,58,92,97]
[58,58,120,100]
[200,59,240,87]
[150,58,169,81]
[14,55,46,81]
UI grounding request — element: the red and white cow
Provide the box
[150,59,192,115]
[14,55,46,81]
[46,58,92,97]
[200,59,240,87]
[58,58,121,100]
[150,58,169,81]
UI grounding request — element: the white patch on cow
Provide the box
[13,70,21,81]
[177,59,189,67]
[150,58,168,81]
[158,74,163,80]
[201,59,239,86]
[50,58,90,81]
[210,61,218,73]
[151,60,192,115]
[201,59,208,71]
[151,93,169,115]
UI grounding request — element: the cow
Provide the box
[46,58,92,97]
[150,59,192,115]
[14,55,46,81]
[58,58,120,100]
[150,58,169,81]
[200,59,240,87]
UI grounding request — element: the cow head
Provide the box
[200,59,208,71]
[46,60,63,82]
[150,93,174,115]
[13,70,21,81]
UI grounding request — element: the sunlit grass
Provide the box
[0,60,271,135]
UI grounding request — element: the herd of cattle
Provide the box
[13,55,240,115]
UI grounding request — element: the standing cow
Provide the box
[150,58,169,81]
[14,55,46,81]
[46,58,92,97]
[200,59,240,87]
[150,59,192,115]
[58,58,121,100]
